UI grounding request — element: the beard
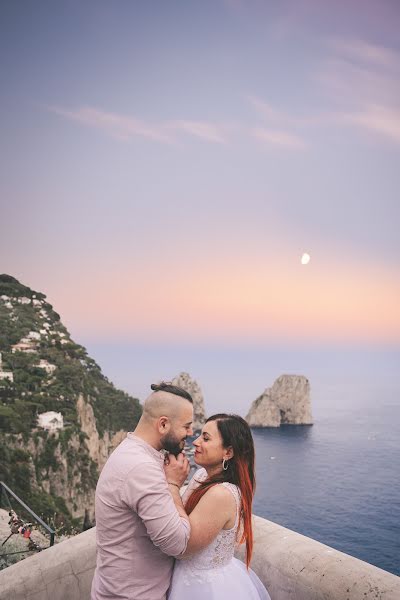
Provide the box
[161,432,186,456]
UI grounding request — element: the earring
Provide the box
[222,458,229,471]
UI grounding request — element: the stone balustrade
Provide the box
[1,516,399,600]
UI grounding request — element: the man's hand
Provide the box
[164,453,190,487]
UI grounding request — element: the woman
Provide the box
[167,413,271,599]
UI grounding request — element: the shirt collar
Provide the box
[127,432,165,462]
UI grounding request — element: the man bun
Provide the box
[150,381,193,403]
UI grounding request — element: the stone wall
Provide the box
[1,517,399,600]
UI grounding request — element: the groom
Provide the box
[91,382,194,600]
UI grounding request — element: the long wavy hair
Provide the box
[184,413,256,568]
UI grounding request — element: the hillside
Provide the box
[0,275,142,529]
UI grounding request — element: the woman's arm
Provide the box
[181,468,206,504]
[180,484,237,557]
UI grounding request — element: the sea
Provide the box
[87,343,400,577]
[251,383,400,577]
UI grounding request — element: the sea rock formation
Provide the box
[246,375,313,427]
[172,372,206,431]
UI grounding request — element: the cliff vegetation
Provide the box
[0,275,142,530]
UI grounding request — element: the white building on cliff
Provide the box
[37,411,64,431]
[37,359,57,374]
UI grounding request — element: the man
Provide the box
[91,382,194,600]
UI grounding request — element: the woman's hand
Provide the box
[164,452,190,487]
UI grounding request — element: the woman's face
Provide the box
[193,420,231,469]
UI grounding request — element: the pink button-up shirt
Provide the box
[91,433,190,600]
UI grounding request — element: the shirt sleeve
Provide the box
[121,459,191,558]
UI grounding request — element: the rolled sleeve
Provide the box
[121,460,191,557]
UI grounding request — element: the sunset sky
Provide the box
[1,1,399,409]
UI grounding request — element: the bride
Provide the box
[166,413,271,599]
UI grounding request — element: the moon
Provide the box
[301,252,311,265]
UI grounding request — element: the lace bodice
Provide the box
[177,468,241,582]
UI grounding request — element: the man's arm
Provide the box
[121,459,190,558]
[164,453,191,522]
[167,483,188,521]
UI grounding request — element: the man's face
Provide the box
[160,402,193,456]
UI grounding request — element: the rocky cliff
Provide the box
[246,375,313,427]
[0,275,142,527]
[172,372,206,431]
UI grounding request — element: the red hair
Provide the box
[185,414,255,568]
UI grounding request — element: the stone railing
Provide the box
[1,516,399,600]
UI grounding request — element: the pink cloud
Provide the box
[49,106,227,145]
[247,96,309,148]
[342,104,400,143]
[166,120,227,143]
[316,38,400,143]
[252,127,307,150]
[328,37,400,71]
[247,96,289,125]
[48,105,173,144]
[249,37,400,146]
[318,58,400,108]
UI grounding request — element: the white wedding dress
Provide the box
[168,468,271,600]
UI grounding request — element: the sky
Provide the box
[1,1,399,410]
